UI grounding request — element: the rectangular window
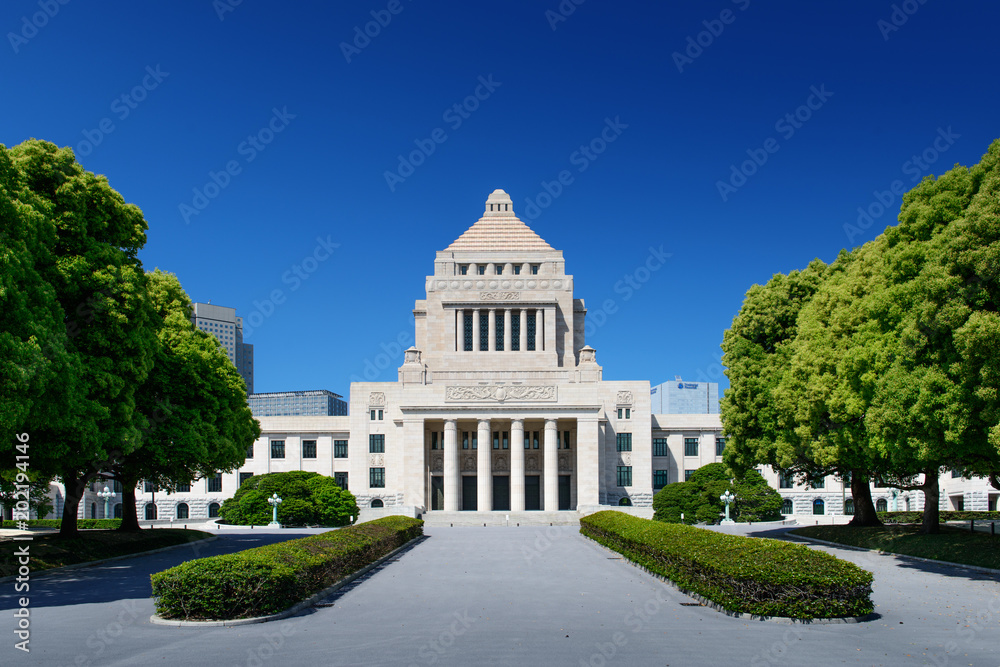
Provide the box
[472,432,478,449]
[530,264,539,275]
[616,433,632,452]
[513,265,521,275]
[493,431,500,450]
[113,480,123,493]
[495,313,504,351]
[480,311,489,351]
[503,431,509,449]
[144,481,155,493]
[378,409,383,420]
[334,472,348,490]
[562,431,571,450]
[369,467,385,488]
[302,440,317,458]
[207,473,222,493]
[511,311,520,351]
[370,409,376,420]
[271,440,285,458]
[811,477,825,489]
[463,311,473,351]
[238,472,253,487]
[653,470,668,489]
[369,434,385,453]
[245,444,253,459]
[684,438,699,457]
[653,437,668,457]
[617,466,632,487]
[951,469,961,479]
[715,437,726,456]
[431,432,438,450]
[617,408,622,419]
[174,482,190,493]
[525,432,530,449]
[779,473,793,488]
[495,265,503,275]
[526,310,536,351]
[334,440,348,458]
[533,431,539,449]
[477,265,486,275]
[684,469,695,481]
[459,264,468,275]
[625,408,631,419]
[463,431,469,450]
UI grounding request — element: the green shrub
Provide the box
[581,511,873,619]
[151,516,423,620]
[878,510,1000,524]
[219,471,359,527]
[653,464,782,524]
[14,519,122,529]
[652,481,699,524]
[733,470,784,522]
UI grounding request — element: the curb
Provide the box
[581,534,876,625]
[787,533,1000,577]
[149,534,426,627]
[0,533,219,584]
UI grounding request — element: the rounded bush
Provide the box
[220,471,358,527]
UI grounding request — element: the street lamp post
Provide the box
[720,490,736,525]
[267,493,282,528]
[97,485,116,520]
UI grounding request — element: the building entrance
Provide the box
[431,476,444,511]
[492,475,510,511]
[525,475,541,510]
[559,475,571,510]
[462,475,477,511]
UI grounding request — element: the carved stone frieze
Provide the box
[616,391,633,405]
[526,454,539,472]
[494,455,508,472]
[445,385,557,402]
[430,454,443,472]
[369,392,386,407]
[558,453,571,471]
[370,453,384,466]
[620,452,631,466]
[463,454,476,472]
[480,291,520,300]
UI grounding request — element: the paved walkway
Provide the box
[2,525,998,665]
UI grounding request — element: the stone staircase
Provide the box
[419,510,581,527]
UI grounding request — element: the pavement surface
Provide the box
[1,524,998,666]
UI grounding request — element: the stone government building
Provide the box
[31,190,997,522]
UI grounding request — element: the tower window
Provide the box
[459,264,468,275]
[513,265,521,275]
[463,311,473,351]
[495,265,503,275]
[511,311,520,351]
[530,265,539,275]
[478,266,486,275]
[526,310,536,351]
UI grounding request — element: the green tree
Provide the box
[219,471,357,527]
[652,481,699,524]
[110,270,259,531]
[1,140,158,538]
[732,470,783,522]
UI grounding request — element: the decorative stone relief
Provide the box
[369,453,384,466]
[620,452,632,466]
[430,454,443,472]
[526,454,539,471]
[368,392,386,407]
[558,453,571,471]
[494,455,508,472]
[445,385,557,402]
[463,454,476,472]
[480,291,520,300]
[616,391,633,405]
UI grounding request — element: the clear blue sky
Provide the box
[4,1,999,396]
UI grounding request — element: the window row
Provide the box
[140,502,221,521]
[462,309,537,352]
[458,263,540,276]
[143,474,221,493]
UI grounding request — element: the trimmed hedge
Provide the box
[879,511,1000,524]
[9,519,123,529]
[580,511,873,619]
[151,516,423,620]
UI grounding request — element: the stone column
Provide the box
[576,417,600,507]
[503,309,511,352]
[510,418,525,511]
[477,419,492,511]
[456,309,462,351]
[544,419,559,511]
[473,309,481,351]
[519,309,527,352]
[544,306,557,354]
[403,419,425,508]
[488,309,496,352]
[444,420,459,511]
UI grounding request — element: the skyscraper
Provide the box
[191,302,254,393]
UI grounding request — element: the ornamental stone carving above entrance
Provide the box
[430,454,443,472]
[369,392,386,407]
[479,291,520,300]
[445,385,557,402]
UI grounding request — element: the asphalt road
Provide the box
[1,525,998,666]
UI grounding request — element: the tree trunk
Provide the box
[921,469,941,534]
[848,470,883,527]
[59,469,88,538]
[117,478,141,532]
